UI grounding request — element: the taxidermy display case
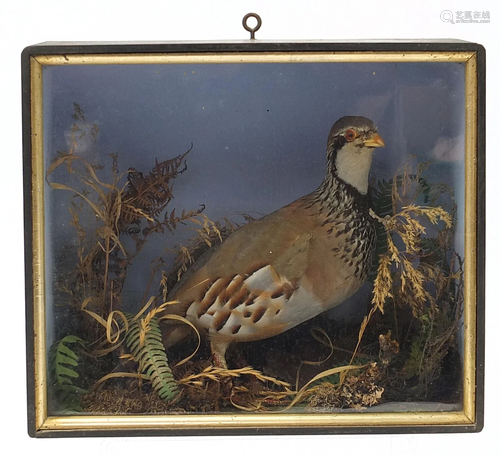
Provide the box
[22,21,485,436]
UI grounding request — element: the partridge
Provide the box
[164,116,385,368]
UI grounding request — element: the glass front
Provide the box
[42,59,465,415]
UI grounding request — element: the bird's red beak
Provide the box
[363,133,385,148]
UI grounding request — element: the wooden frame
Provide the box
[22,40,485,437]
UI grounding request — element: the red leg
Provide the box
[211,340,229,369]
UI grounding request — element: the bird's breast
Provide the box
[300,197,376,305]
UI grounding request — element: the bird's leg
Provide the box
[210,340,229,369]
[210,340,234,405]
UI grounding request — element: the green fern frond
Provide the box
[49,335,88,413]
[124,315,180,401]
[371,178,394,217]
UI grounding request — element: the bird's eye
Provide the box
[345,129,357,142]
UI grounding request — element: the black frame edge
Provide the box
[21,40,483,58]
[32,422,481,439]
[474,43,486,433]
[22,46,36,438]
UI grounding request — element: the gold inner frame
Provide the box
[30,51,479,433]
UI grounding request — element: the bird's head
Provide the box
[326,116,385,195]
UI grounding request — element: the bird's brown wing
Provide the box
[170,200,315,310]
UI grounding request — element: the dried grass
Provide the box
[48,105,203,343]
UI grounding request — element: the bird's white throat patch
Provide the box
[335,145,373,194]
